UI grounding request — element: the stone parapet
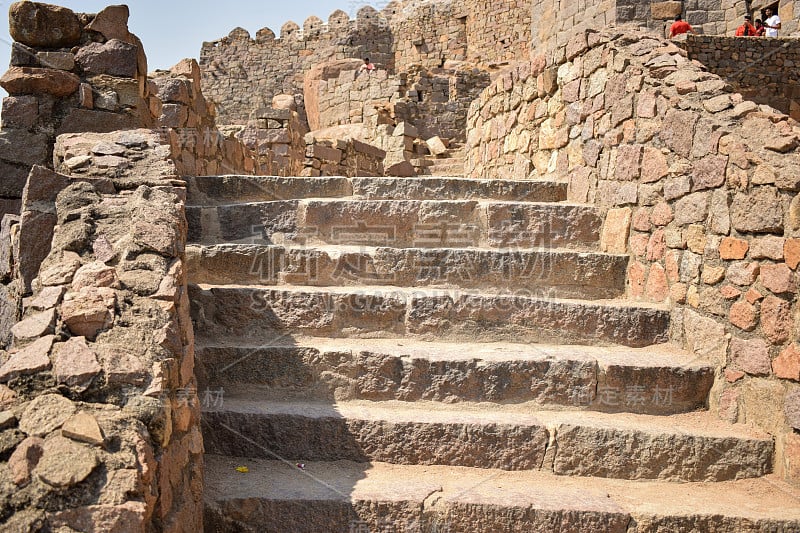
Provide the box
[681,35,800,121]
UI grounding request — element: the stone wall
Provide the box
[465,28,800,484]
[681,35,800,121]
[390,0,531,72]
[0,130,202,531]
[531,0,617,63]
[199,0,527,126]
[311,64,490,142]
[199,7,394,124]
[620,0,800,36]
[0,2,152,221]
[234,97,308,177]
[302,135,386,177]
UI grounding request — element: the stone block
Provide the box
[719,237,748,260]
[730,337,771,376]
[774,345,800,381]
[761,295,792,344]
[601,207,632,254]
[692,155,728,191]
[76,39,139,78]
[731,188,784,234]
[426,136,447,156]
[651,2,683,20]
[2,96,38,130]
[36,51,74,71]
[0,67,80,97]
[9,2,82,48]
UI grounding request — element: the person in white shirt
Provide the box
[764,7,781,37]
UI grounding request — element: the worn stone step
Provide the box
[186,199,601,249]
[195,338,713,416]
[189,285,670,348]
[185,175,566,205]
[204,456,800,533]
[201,400,773,482]
[186,244,628,299]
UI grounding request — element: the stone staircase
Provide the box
[185,175,800,532]
[416,144,466,176]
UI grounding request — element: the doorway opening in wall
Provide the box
[757,2,780,21]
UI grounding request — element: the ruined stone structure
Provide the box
[3,0,800,531]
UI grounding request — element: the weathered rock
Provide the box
[61,287,116,340]
[11,308,56,341]
[19,393,76,437]
[9,1,82,48]
[76,39,139,78]
[774,345,800,381]
[85,4,131,41]
[72,261,119,291]
[426,136,447,156]
[0,410,15,430]
[48,502,147,533]
[37,435,98,488]
[52,337,101,391]
[39,250,82,287]
[731,188,784,234]
[0,335,53,382]
[8,436,44,486]
[62,412,104,446]
[729,338,772,376]
[0,66,80,97]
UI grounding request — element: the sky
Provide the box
[0,0,384,71]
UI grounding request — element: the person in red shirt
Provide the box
[754,19,766,36]
[735,15,757,36]
[669,15,696,38]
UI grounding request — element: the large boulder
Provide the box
[9,1,82,48]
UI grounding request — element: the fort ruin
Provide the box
[1,0,800,531]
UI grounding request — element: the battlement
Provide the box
[200,0,532,124]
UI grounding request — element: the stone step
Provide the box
[185,175,566,205]
[187,199,602,249]
[201,400,773,482]
[195,338,713,416]
[203,456,800,533]
[186,244,628,300]
[189,285,670,348]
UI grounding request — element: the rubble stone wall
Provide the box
[465,28,800,484]
[0,2,260,224]
[302,136,386,177]
[0,130,202,532]
[531,0,617,63]
[681,35,800,121]
[148,60,259,177]
[0,2,152,221]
